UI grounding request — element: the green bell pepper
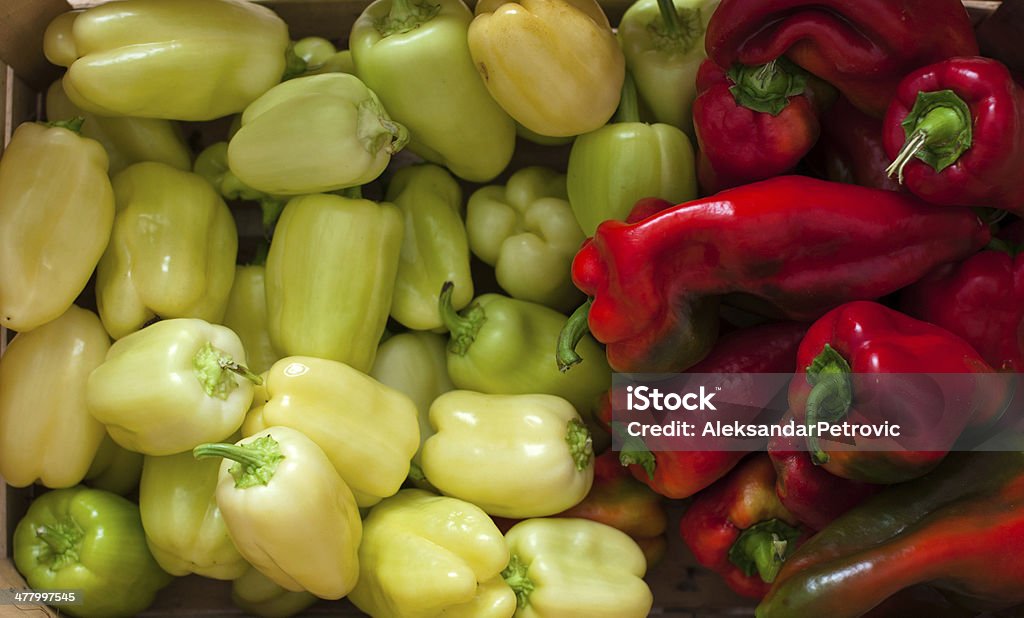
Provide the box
[46,80,191,175]
[388,164,474,330]
[618,0,720,138]
[13,486,172,618]
[43,0,290,121]
[438,283,610,415]
[266,193,403,373]
[465,166,585,312]
[227,73,408,196]
[232,565,318,618]
[140,448,248,580]
[351,0,515,182]
[223,264,281,375]
[96,161,238,340]
[566,75,697,236]
[84,434,144,496]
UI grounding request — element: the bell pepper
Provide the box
[222,264,281,376]
[290,36,354,77]
[571,176,990,372]
[194,427,362,600]
[232,566,318,618]
[369,331,454,470]
[466,166,586,312]
[611,321,807,499]
[46,80,191,175]
[351,0,515,182]
[767,411,879,531]
[421,391,594,518]
[227,73,408,196]
[349,488,516,618]
[439,283,610,415]
[84,434,144,496]
[96,161,237,339]
[194,142,280,207]
[618,0,720,138]
[243,356,419,507]
[139,448,248,580]
[680,455,806,600]
[387,164,474,330]
[265,193,402,373]
[0,306,108,488]
[790,301,1010,484]
[86,318,259,456]
[13,486,172,618]
[692,58,819,193]
[502,518,653,617]
[44,0,290,121]
[757,451,1024,617]
[705,0,979,118]
[566,74,697,236]
[810,96,902,192]
[467,0,625,137]
[0,120,113,333]
[883,57,1024,214]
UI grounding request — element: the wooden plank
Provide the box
[0,1,68,92]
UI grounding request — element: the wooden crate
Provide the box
[0,0,1014,616]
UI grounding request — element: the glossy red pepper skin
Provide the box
[693,60,819,194]
[883,57,1024,213]
[679,455,806,600]
[811,97,902,192]
[706,0,979,118]
[572,176,990,373]
[790,301,1009,484]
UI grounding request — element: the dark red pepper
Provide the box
[883,57,1024,214]
[693,58,819,194]
[810,96,902,192]
[569,176,990,373]
[789,301,1010,484]
[706,0,979,117]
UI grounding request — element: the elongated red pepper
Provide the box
[706,0,979,117]
[789,301,1010,484]
[680,455,806,599]
[571,176,989,373]
[884,57,1024,214]
[810,96,902,192]
[693,59,819,194]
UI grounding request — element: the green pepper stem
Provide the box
[619,445,656,480]
[556,299,593,372]
[218,357,264,386]
[565,418,594,471]
[193,342,261,400]
[615,73,641,124]
[282,42,308,81]
[377,0,441,38]
[340,185,363,200]
[886,131,927,184]
[193,443,267,469]
[728,519,802,584]
[727,59,807,116]
[987,237,1022,257]
[47,117,85,133]
[886,90,973,183]
[35,525,76,556]
[754,60,778,86]
[804,344,853,465]
[655,0,682,38]
[439,281,485,356]
[259,197,286,238]
[501,554,536,609]
[193,435,285,489]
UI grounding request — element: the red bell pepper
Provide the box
[810,96,902,192]
[693,58,819,194]
[570,176,989,373]
[883,57,1024,214]
[768,411,879,531]
[706,0,979,117]
[679,455,806,599]
[789,301,1010,484]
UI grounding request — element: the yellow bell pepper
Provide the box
[96,162,237,339]
[140,448,248,580]
[0,121,113,333]
[467,0,625,137]
[44,0,290,121]
[0,306,108,488]
[223,265,281,375]
[86,318,258,456]
[232,565,317,618]
[194,427,363,600]
[502,518,653,617]
[85,433,144,495]
[46,80,191,175]
[421,391,594,518]
[265,193,402,372]
[349,489,517,618]
[243,356,419,507]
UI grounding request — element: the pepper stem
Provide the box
[47,117,85,133]
[35,521,84,569]
[728,519,802,583]
[556,299,592,372]
[650,0,703,53]
[439,281,486,356]
[259,197,286,237]
[727,58,807,116]
[193,342,262,401]
[804,344,853,465]
[282,42,308,81]
[655,0,681,37]
[501,554,535,609]
[376,0,440,37]
[357,99,409,156]
[886,89,973,183]
[619,441,656,480]
[193,435,285,489]
[340,185,363,200]
[565,418,594,471]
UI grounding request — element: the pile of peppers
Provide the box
[1,0,1023,617]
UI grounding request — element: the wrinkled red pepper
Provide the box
[570,176,990,373]
[789,301,1010,484]
[706,0,979,117]
[680,455,806,599]
[810,96,902,192]
[693,59,819,194]
[883,56,1024,214]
